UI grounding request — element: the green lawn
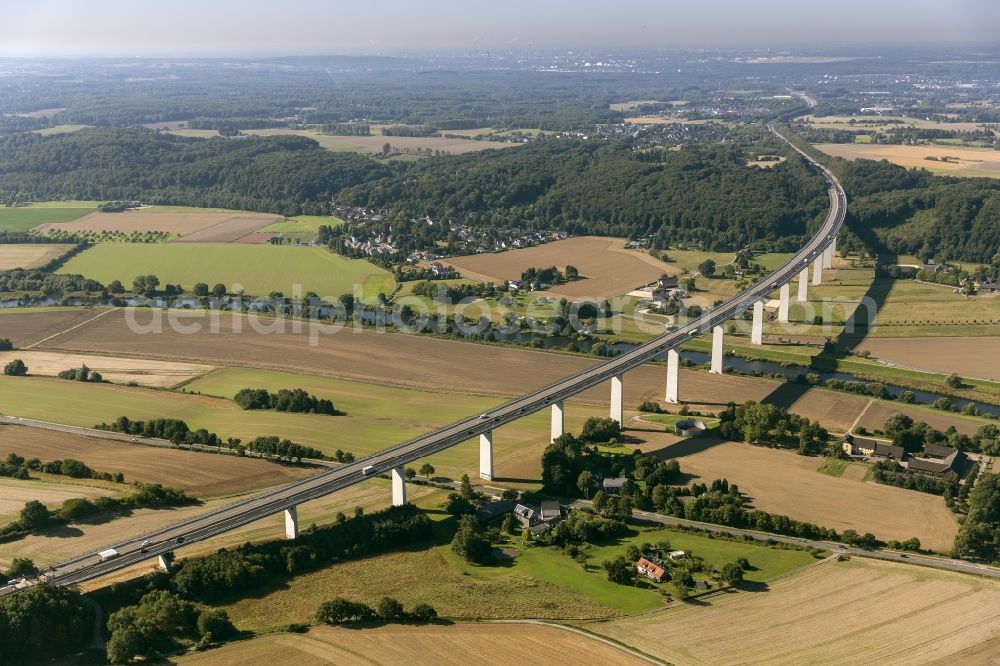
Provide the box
[443,523,818,614]
[816,458,849,477]
[260,215,344,233]
[0,201,99,232]
[58,243,395,299]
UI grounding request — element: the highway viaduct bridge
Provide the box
[2,123,846,593]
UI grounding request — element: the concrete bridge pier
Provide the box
[751,301,764,345]
[710,325,724,374]
[823,244,833,269]
[550,400,564,442]
[831,236,837,259]
[797,267,809,302]
[778,283,790,324]
[284,506,298,539]
[812,257,823,285]
[610,374,624,425]
[665,349,680,404]
[479,431,494,481]
[156,553,173,573]
[391,466,407,506]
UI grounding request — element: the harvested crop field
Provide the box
[0,244,74,270]
[446,236,677,299]
[0,308,108,348]
[0,477,112,523]
[0,350,212,387]
[858,336,1000,382]
[814,143,1000,178]
[23,309,868,432]
[634,435,957,551]
[171,215,281,243]
[174,624,644,666]
[590,557,1000,666]
[34,208,280,238]
[858,402,988,438]
[0,425,318,498]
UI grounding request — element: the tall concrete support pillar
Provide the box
[665,349,680,404]
[284,506,299,540]
[157,553,173,573]
[778,283,790,324]
[391,466,407,506]
[751,301,764,345]
[610,374,624,426]
[710,325,724,374]
[479,431,494,481]
[550,401,565,442]
[812,257,823,285]
[823,244,833,269]
[831,237,837,259]
[797,268,809,302]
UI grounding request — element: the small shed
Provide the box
[675,420,707,437]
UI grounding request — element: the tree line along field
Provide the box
[57,243,395,299]
[173,623,648,666]
[587,557,1000,666]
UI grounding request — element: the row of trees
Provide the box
[0,451,124,483]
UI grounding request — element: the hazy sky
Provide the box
[1,0,997,56]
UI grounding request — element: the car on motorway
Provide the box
[174,535,185,544]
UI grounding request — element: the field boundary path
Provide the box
[21,307,118,350]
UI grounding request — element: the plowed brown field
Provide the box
[447,236,677,299]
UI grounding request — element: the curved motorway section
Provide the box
[6,123,849,591]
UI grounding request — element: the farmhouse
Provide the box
[513,501,565,530]
[667,550,687,561]
[429,262,458,278]
[602,477,627,494]
[513,503,537,527]
[841,434,904,461]
[977,279,999,294]
[907,443,965,475]
[636,557,668,582]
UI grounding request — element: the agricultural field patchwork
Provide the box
[0,476,115,524]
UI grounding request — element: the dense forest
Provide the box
[837,159,1000,263]
[338,140,831,252]
[0,128,389,215]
